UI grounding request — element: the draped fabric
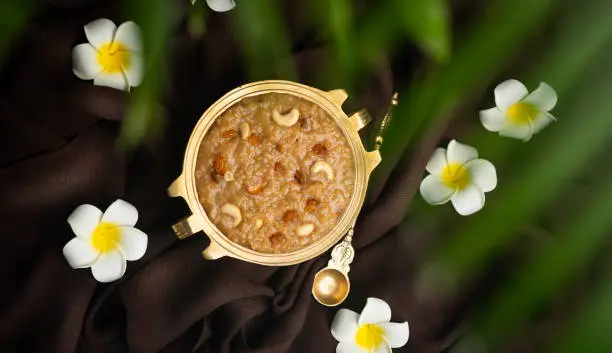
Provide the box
[0,1,458,352]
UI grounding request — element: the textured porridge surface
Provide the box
[195,93,356,253]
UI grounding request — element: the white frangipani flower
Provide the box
[63,199,148,283]
[480,79,558,141]
[331,297,409,353]
[72,19,143,91]
[192,0,236,12]
[419,140,497,216]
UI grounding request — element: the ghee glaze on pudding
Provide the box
[195,93,356,253]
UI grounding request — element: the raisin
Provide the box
[305,198,319,213]
[298,117,310,130]
[283,209,299,223]
[294,170,305,184]
[213,155,227,175]
[270,232,284,246]
[221,129,238,138]
[311,143,327,155]
[274,162,285,175]
[248,134,262,146]
[245,182,266,195]
[210,171,222,183]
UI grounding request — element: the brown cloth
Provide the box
[0,1,455,352]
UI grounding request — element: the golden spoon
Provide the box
[312,93,398,307]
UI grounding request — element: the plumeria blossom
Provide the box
[72,19,143,91]
[191,0,236,12]
[419,140,497,216]
[480,79,558,141]
[331,297,409,353]
[63,199,148,283]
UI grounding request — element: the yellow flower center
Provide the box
[355,324,385,350]
[441,163,470,190]
[91,222,120,253]
[506,102,538,125]
[97,42,130,73]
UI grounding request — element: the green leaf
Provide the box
[398,0,450,62]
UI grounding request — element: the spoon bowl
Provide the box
[312,267,350,306]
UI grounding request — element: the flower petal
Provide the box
[465,159,497,193]
[494,79,528,111]
[336,342,368,353]
[67,204,102,239]
[63,237,99,269]
[117,227,148,261]
[113,21,142,52]
[479,107,506,132]
[359,298,391,325]
[123,52,144,88]
[84,18,117,49]
[381,322,410,348]
[72,44,102,80]
[420,175,455,205]
[331,309,360,343]
[425,148,447,176]
[499,122,533,141]
[101,199,138,227]
[372,341,392,353]
[91,249,126,283]
[447,140,478,165]
[523,82,557,112]
[450,184,485,216]
[531,111,556,134]
[207,0,237,12]
[94,72,130,91]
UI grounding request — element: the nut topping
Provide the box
[305,198,319,213]
[240,122,250,139]
[224,171,234,182]
[311,161,334,180]
[255,218,264,229]
[221,129,238,138]
[220,203,242,227]
[296,223,314,236]
[272,108,300,127]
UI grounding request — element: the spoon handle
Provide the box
[327,228,355,274]
[373,92,399,151]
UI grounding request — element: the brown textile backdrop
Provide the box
[0,1,461,352]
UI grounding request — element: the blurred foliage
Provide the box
[119,0,173,149]
[3,0,612,351]
[0,0,37,66]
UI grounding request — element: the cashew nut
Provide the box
[224,171,234,182]
[220,203,242,227]
[240,122,250,139]
[272,108,300,127]
[311,161,334,180]
[296,223,314,236]
[255,218,264,229]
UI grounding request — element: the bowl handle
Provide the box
[326,89,349,106]
[365,150,382,175]
[202,241,227,260]
[168,174,186,199]
[172,214,204,239]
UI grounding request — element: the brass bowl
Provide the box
[168,80,380,266]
